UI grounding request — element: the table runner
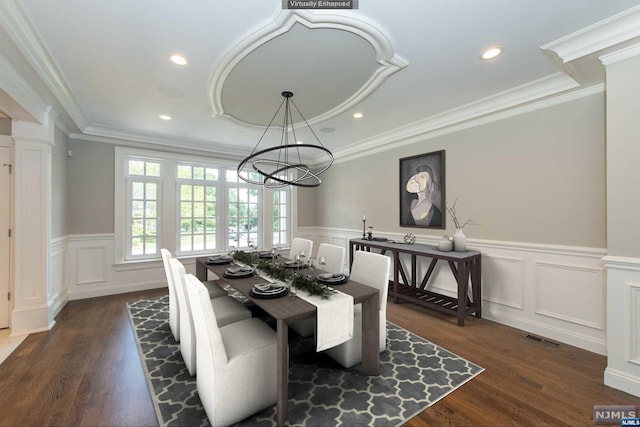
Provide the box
[295,289,354,351]
[230,259,355,351]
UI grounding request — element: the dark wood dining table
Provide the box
[195,256,380,427]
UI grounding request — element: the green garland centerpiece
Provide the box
[232,249,259,267]
[232,250,335,299]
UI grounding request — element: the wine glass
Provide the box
[298,250,306,267]
[319,256,326,278]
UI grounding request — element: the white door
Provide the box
[0,146,10,329]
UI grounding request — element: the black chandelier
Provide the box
[237,91,334,188]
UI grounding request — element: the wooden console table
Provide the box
[350,238,482,325]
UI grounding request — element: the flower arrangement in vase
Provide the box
[446,197,478,252]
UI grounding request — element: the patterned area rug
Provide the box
[127,295,483,427]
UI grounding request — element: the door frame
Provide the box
[0,139,13,329]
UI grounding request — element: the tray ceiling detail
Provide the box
[208,10,408,128]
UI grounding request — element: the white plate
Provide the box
[252,284,287,295]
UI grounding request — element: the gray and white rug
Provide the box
[127,295,483,427]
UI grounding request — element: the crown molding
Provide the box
[74,124,246,160]
[599,42,640,65]
[0,1,89,130]
[541,5,640,63]
[208,9,408,127]
[333,72,586,164]
[0,53,45,123]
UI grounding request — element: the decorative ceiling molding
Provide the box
[208,9,408,128]
[0,53,45,123]
[0,0,89,129]
[599,42,640,65]
[81,123,244,159]
[541,5,640,63]
[332,73,586,164]
[329,5,640,165]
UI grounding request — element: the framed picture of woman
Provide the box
[399,150,445,229]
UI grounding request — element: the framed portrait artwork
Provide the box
[399,150,445,229]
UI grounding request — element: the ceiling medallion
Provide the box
[237,91,333,188]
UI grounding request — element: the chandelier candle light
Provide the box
[237,91,334,188]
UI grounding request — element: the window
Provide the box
[177,164,218,253]
[115,148,295,263]
[126,158,161,259]
[272,188,288,246]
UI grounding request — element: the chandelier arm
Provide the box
[248,97,287,155]
[289,98,326,148]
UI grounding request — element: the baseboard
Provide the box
[68,281,166,301]
[11,303,55,335]
[604,367,640,397]
[484,308,607,355]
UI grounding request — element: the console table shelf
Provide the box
[350,238,482,326]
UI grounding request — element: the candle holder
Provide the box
[362,218,366,239]
[367,225,373,240]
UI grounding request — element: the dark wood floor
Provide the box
[0,288,637,426]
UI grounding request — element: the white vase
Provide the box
[453,228,466,252]
[438,236,453,252]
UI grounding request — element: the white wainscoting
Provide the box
[50,237,68,318]
[56,230,608,355]
[603,256,640,397]
[301,227,608,355]
[65,234,167,300]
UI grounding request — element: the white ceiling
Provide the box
[1,0,640,159]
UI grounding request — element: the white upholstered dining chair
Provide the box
[169,257,252,376]
[289,237,313,260]
[316,243,346,275]
[290,242,346,338]
[184,274,277,426]
[160,248,181,341]
[161,248,229,342]
[324,250,391,368]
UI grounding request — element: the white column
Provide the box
[601,44,640,397]
[10,109,55,334]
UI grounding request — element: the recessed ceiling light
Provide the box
[353,112,364,119]
[481,46,504,60]
[169,54,187,65]
[159,114,172,120]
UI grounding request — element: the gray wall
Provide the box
[51,126,68,238]
[311,93,606,248]
[0,117,10,135]
[296,186,317,227]
[67,139,115,234]
[606,55,640,258]
[66,94,606,249]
